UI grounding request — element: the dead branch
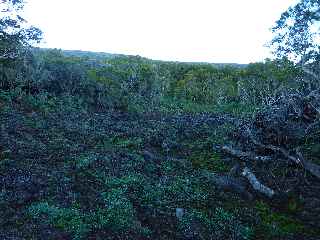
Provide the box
[246,127,320,179]
[202,171,252,200]
[245,127,301,164]
[296,151,320,179]
[242,167,275,198]
[221,145,272,163]
[303,161,320,179]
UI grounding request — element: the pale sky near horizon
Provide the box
[24,0,297,63]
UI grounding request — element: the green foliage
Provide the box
[189,151,228,172]
[75,154,98,170]
[0,149,11,162]
[238,58,300,105]
[96,136,143,151]
[27,198,150,240]
[271,0,320,62]
[104,174,146,193]
[1,43,301,115]
[178,208,253,239]
[164,63,240,105]
[0,0,42,61]
[180,122,233,173]
[28,202,89,239]
[255,201,306,238]
[99,188,148,233]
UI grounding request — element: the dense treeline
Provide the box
[0,47,301,114]
[0,0,302,114]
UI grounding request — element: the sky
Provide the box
[24,0,297,63]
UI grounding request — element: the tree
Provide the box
[271,0,320,64]
[0,0,42,60]
[0,0,42,92]
[270,0,320,91]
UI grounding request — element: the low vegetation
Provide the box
[0,0,319,239]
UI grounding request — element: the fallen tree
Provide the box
[213,86,320,228]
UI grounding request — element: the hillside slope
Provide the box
[0,48,319,239]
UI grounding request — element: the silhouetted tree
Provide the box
[0,0,42,61]
[271,0,320,64]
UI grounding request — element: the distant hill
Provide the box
[61,49,119,60]
[49,49,248,68]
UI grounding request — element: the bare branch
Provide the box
[202,170,252,200]
[242,167,275,198]
[245,128,301,164]
[296,151,320,179]
[221,145,272,163]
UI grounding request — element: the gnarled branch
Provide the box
[242,167,275,198]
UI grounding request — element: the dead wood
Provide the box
[242,167,275,198]
[210,74,320,228]
[202,171,252,200]
[220,145,272,163]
